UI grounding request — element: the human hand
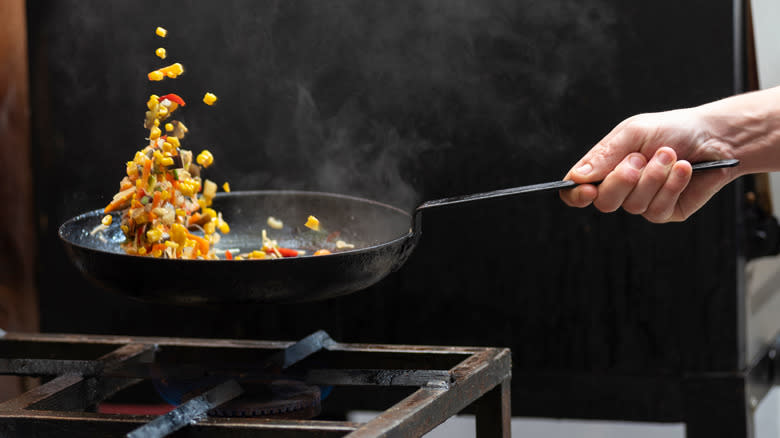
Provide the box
[560,108,738,223]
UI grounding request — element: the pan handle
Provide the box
[414,159,739,213]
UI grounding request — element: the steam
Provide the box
[291,84,433,210]
[39,0,619,214]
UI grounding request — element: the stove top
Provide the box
[0,330,511,437]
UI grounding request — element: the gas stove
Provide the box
[0,330,511,437]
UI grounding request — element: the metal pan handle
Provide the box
[415,159,739,212]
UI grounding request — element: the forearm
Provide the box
[695,86,780,176]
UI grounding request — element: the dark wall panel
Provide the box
[27,0,740,389]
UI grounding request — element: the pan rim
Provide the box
[58,189,414,263]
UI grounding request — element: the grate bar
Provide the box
[125,379,243,438]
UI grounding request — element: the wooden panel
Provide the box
[0,0,38,403]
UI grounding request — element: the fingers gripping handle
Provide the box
[416,159,739,212]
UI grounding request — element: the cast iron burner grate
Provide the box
[207,379,321,418]
[0,329,511,437]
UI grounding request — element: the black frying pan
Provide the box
[59,159,738,305]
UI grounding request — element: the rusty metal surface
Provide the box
[0,331,511,438]
[306,369,451,387]
[475,379,511,438]
[126,379,243,438]
[265,330,336,370]
[0,410,361,438]
[345,348,511,438]
[0,343,155,412]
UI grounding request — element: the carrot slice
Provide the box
[188,232,210,255]
[104,189,135,213]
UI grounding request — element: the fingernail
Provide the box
[657,150,673,165]
[576,163,592,175]
[629,156,645,169]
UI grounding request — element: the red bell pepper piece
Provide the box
[225,250,233,260]
[275,247,299,257]
[159,93,186,107]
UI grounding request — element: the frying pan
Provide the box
[59,159,738,305]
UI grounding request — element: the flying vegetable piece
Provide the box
[196,150,214,168]
[148,70,164,81]
[203,92,218,105]
[267,216,283,229]
[159,93,186,107]
[304,215,320,231]
[148,63,184,81]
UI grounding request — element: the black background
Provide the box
[26,0,741,415]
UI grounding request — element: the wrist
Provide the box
[695,86,780,176]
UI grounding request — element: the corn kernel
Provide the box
[178,182,195,197]
[203,208,217,219]
[165,240,179,249]
[101,215,113,226]
[149,126,161,140]
[171,223,187,244]
[161,63,184,78]
[126,162,138,177]
[135,212,149,224]
[235,256,244,260]
[146,228,163,243]
[138,247,148,255]
[148,70,164,81]
[222,182,231,192]
[248,250,266,259]
[304,215,320,231]
[160,157,174,166]
[155,27,167,37]
[196,150,214,168]
[204,221,216,234]
[167,136,180,148]
[153,118,160,127]
[152,249,163,257]
[121,225,129,234]
[165,123,174,132]
[155,47,167,59]
[147,95,159,110]
[218,220,230,234]
[203,92,218,105]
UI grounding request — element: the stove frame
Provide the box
[0,330,511,437]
